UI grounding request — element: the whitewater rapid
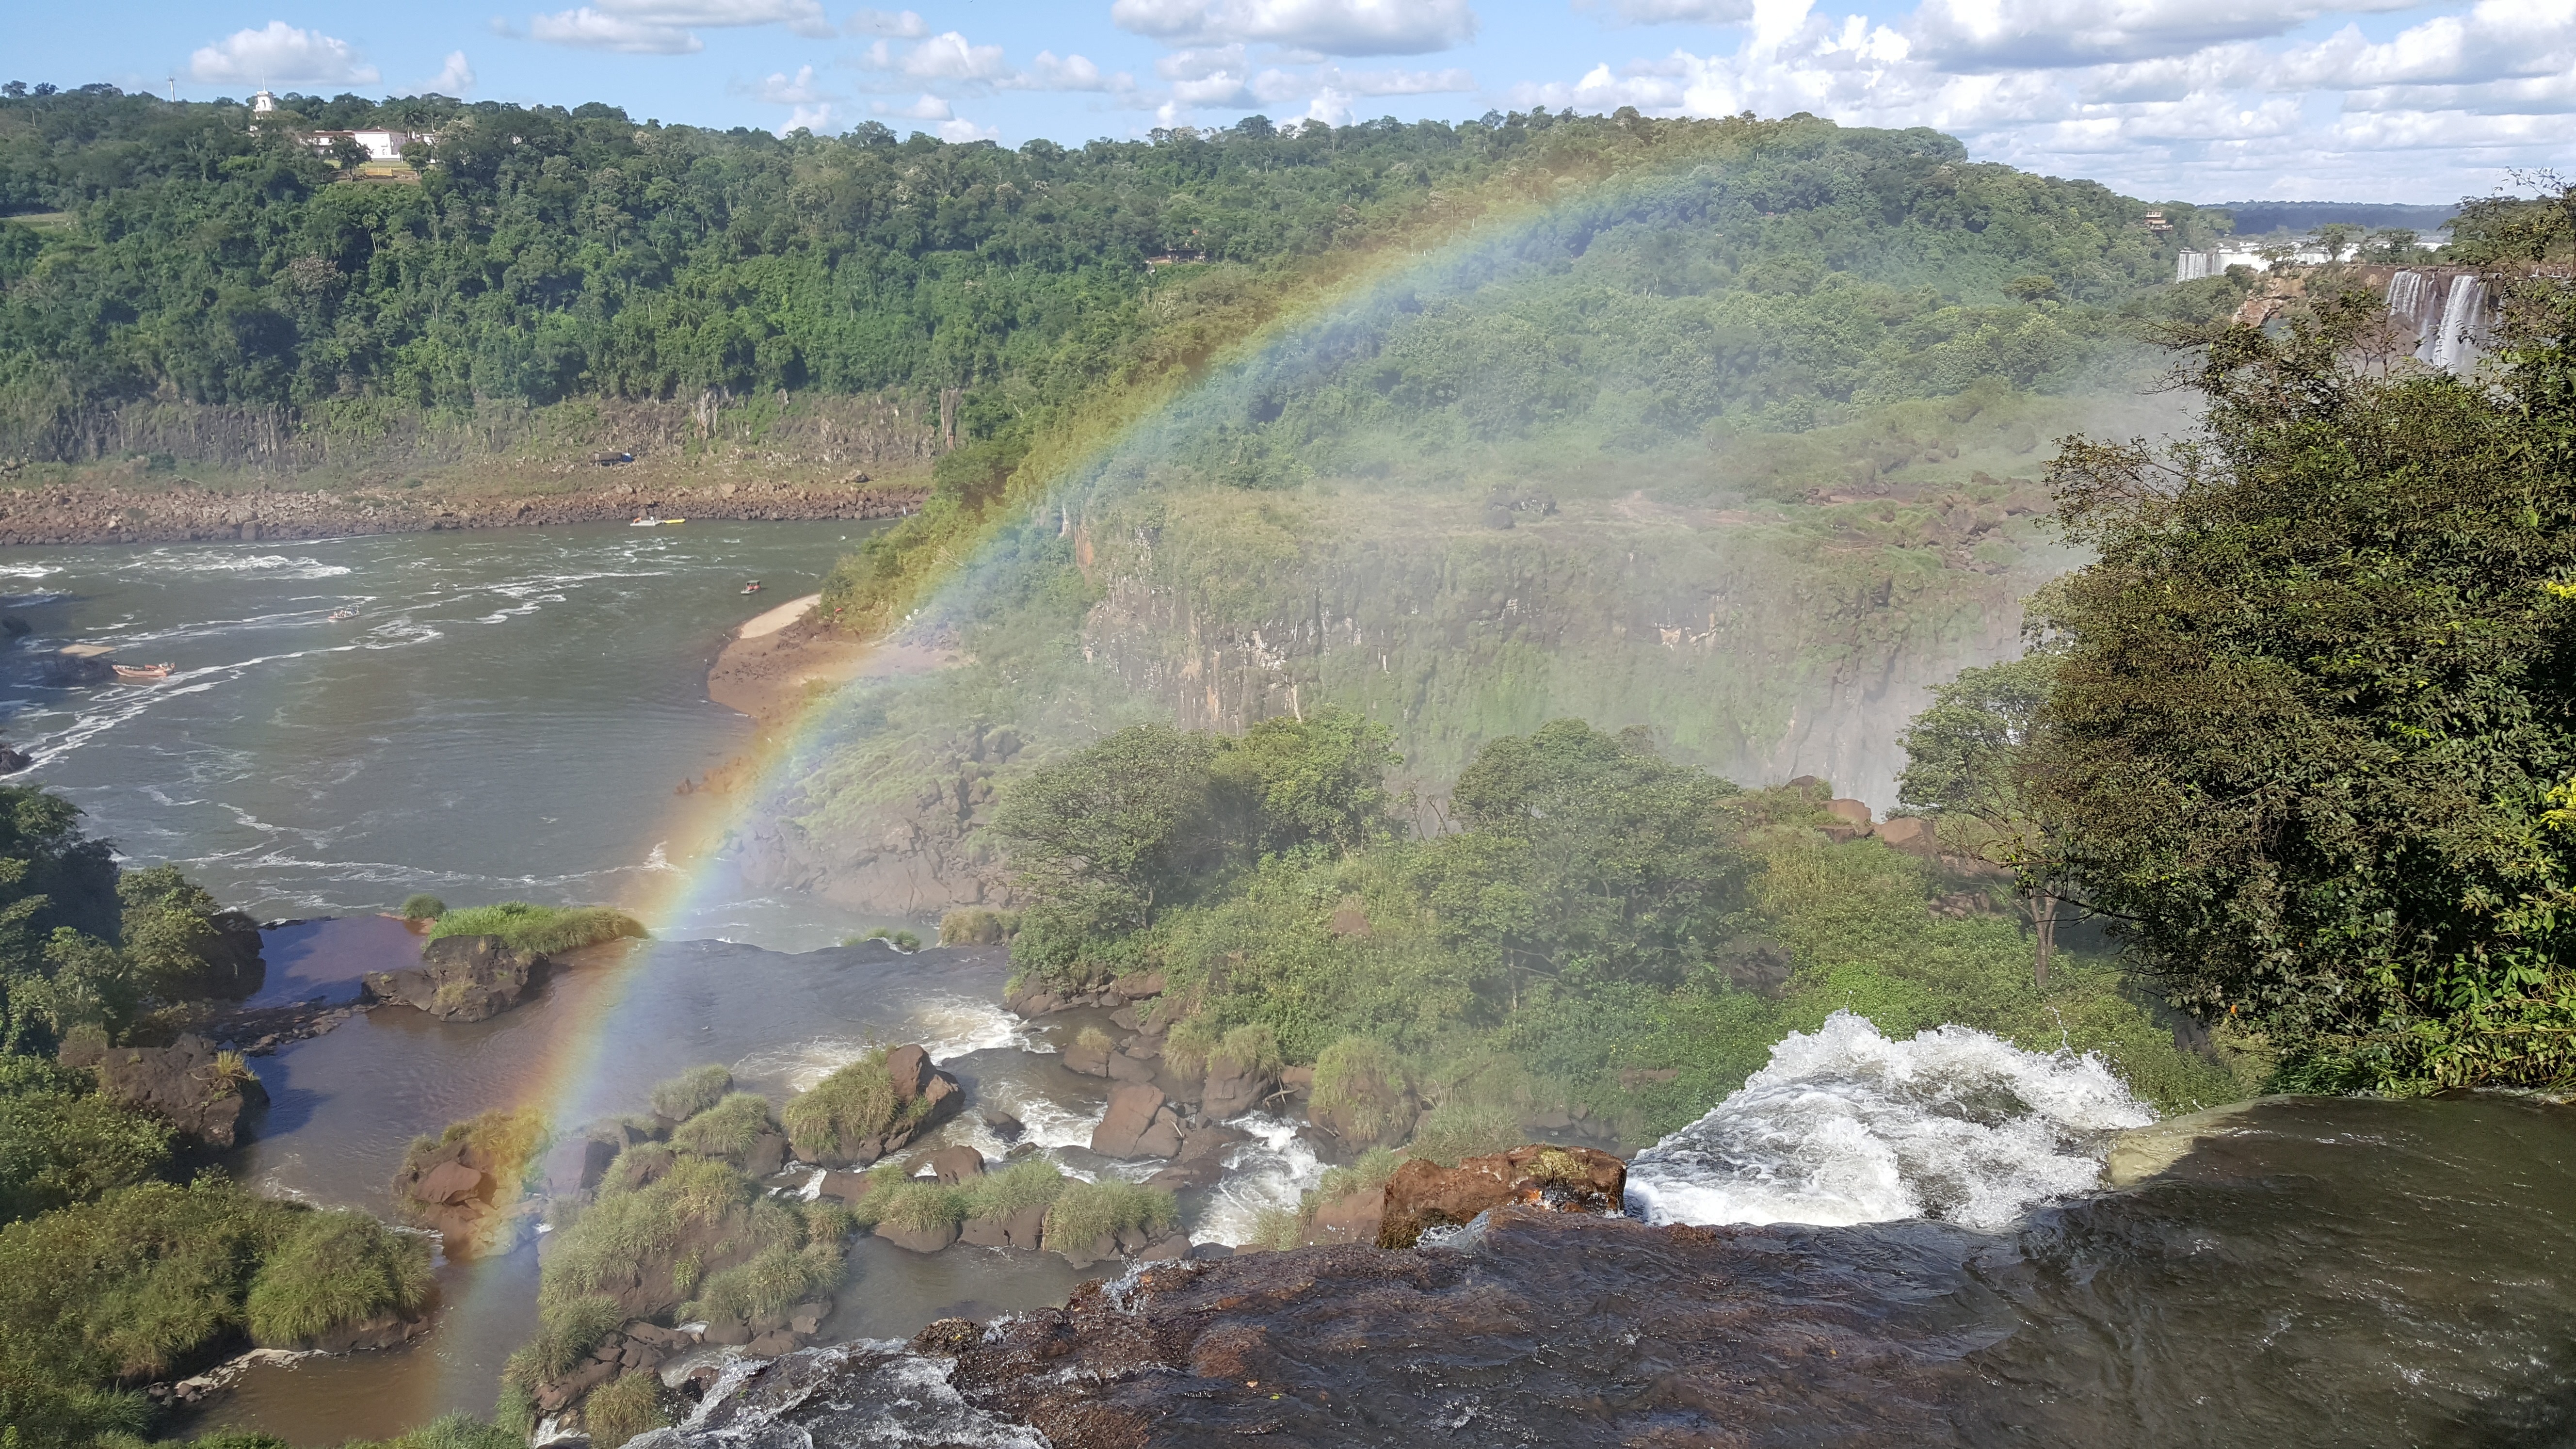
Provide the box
[1624,1010,2157,1232]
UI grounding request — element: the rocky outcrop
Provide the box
[1142,1122,1247,1194]
[393,1132,533,1257]
[1200,1055,1276,1120]
[62,1032,266,1148]
[1092,1083,1184,1160]
[1003,969,1163,1019]
[1377,1144,1627,1249]
[362,934,545,1022]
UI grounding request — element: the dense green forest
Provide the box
[0,82,2231,468]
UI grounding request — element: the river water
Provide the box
[0,521,885,947]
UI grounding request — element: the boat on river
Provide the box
[741,581,763,595]
[327,608,357,621]
[630,516,686,527]
[112,662,174,681]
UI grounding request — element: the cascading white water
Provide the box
[1624,1010,2156,1233]
[2387,270,2428,333]
[2428,274,2487,374]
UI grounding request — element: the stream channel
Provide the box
[0,523,2571,1446]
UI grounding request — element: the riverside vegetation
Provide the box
[0,788,433,1447]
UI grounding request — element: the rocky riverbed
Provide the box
[0,476,924,547]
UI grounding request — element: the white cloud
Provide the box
[1908,0,2424,71]
[425,50,477,94]
[875,92,954,118]
[525,0,834,53]
[751,64,836,102]
[599,0,837,35]
[1602,0,1756,24]
[848,6,927,34]
[1327,62,1475,93]
[189,22,380,85]
[528,8,704,52]
[1112,0,1479,56]
[938,115,1000,141]
[902,31,1013,80]
[1016,51,1125,90]
[780,102,839,133]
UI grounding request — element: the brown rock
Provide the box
[1378,1144,1627,1249]
[886,1044,934,1100]
[1309,1185,1384,1245]
[362,935,547,1023]
[1108,1050,1158,1083]
[789,1300,830,1336]
[1135,1107,1184,1160]
[930,1144,985,1184]
[875,1218,961,1254]
[1876,815,1936,855]
[1063,1038,1111,1076]
[1090,1083,1166,1159]
[412,1159,487,1205]
[960,1213,1008,1247]
[1108,971,1164,999]
[745,1131,789,1177]
[816,1170,874,1205]
[747,1330,801,1356]
[70,1033,267,1149]
[1200,1057,1277,1121]
[1002,1203,1047,1250]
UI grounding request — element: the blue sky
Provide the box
[14,0,2568,200]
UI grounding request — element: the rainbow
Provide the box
[431,116,1792,1409]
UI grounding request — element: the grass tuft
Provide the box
[244,1209,433,1347]
[426,902,645,954]
[647,1064,733,1121]
[669,1093,773,1162]
[399,894,448,921]
[1041,1178,1176,1253]
[1407,1100,1521,1166]
[782,1052,919,1160]
[582,1370,672,1449]
[959,1159,1066,1220]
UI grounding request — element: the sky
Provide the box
[12,0,2570,202]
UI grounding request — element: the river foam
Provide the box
[1625,1009,2155,1232]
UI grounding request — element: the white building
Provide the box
[305,128,437,162]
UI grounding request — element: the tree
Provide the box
[1435,720,1747,991]
[2031,291,2576,1090]
[2315,221,2361,263]
[992,726,1221,952]
[1896,651,2068,983]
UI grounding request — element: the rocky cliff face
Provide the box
[1078,499,2047,810]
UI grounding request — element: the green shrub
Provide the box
[648,1063,734,1121]
[1407,1100,1522,1166]
[960,1159,1066,1220]
[670,1093,773,1162]
[1313,1146,1403,1206]
[244,1209,433,1346]
[684,1240,843,1323]
[1212,1023,1282,1079]
[348,1412,524,1449]
[1074,1024,1111,1054]
[1041,1179,1176,1252]
[870,1178,968,1235]
[1311,1037,1415,1148]
[1163,1015,1219,1081]
[399,894,447,921]
[938,908,1015,945]
[0,1054,172,1224]
[524,1293,623,1378]
[851,927,922,951]
[538,1158,752,1316]
[0,1177,283,1385]
[426,902,645,954]
[781,1053,912,1160]
[583,1370,671,1449]
[840,1162,911,1228]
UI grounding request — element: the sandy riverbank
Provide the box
[707,595,957,726]
[0,477,926,547]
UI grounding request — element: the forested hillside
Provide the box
[2,84,2228,470]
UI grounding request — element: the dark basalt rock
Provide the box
[362,934,546,1021]
[1092,1083,1182,1159]
[62,1031,266,1148]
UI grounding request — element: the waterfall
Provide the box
[2175,251,2216,283]
[2387,270,2428,332]
[2427,274,2488,374]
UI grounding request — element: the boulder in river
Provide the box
[930,1144,985,1184]
[1092,1083,1183,1159]
[1377,1143,1627,1249]
[876,1217,962,1254]
[61,1031,266,1148]
[362,934,547,1021]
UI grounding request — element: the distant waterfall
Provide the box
[2427,274,2488,374]
[2175,251,2218,282]
[2387,269,2490,376]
